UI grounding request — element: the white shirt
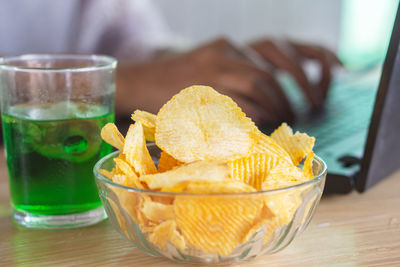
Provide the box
[0,0,171,62]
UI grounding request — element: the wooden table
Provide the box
[0,148,399,267]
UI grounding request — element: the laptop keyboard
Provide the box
[295,85,377,151]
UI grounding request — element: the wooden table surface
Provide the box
[0,148,399,267]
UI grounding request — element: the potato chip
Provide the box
[155,85,257,163]
[99,168,114,179]
[251,130,292,163]
[241,204,274,243]
[141,197,175,222]
[131,110,156,128]
[148,220,186,250]
[101,123,125,151]
[228,153,281,190]
[123,122,157,175]
[111,174,135,188]
[262,216,289,244]
[113,157,137,177]
[131,110,157,142]
[158,151,183,172]
[270,123,315,165]
[160,183,189,193]
[261,161,308,190]
[263,191,302,224]
[174,195,263,255]
[185,180,255,193]
[302,151,315,179]
[114,190,142,225]
[140,160,230,190]
[108,198,129,236]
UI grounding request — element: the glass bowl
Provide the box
[94,144,327,264]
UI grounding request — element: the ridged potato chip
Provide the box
[131,110,157,142]
[155,86,257,163]
[140,160,230,190]
[113,158,143,188]
[141,197,175,222]
[158,151,183,172]
[101,123,125,151]
[99,168,114,179]
[185,180,255,193]
[114,190,143,226]
[108,198,129,236]
[241,204,274,243]
[148,220,186,250]
[174,195,263,255]
[228,153,281,190]
[262,161,308,190]
[263,191,302,225]
[251,130,292,163]
[123,122,157,175]
[160,180,254,194]
[271,123,315,165]
[262,216,289,244]
[302,151,315,179]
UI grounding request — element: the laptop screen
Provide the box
[358,3,400,191]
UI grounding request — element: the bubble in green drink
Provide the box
[2,102,114,215]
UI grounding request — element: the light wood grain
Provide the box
[0,147,399,267]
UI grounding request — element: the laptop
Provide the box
[276,4,400,194]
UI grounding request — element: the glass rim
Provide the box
[94,147,328,197]
[0,54,117,72]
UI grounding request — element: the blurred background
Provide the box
[0,0,398,131]
[155,0,397,70]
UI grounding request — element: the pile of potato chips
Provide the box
[100,85,315,255]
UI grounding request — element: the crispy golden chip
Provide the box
[262,216,289,244]
[228,153,282,190]
[241,204,274,243]
[261,161,308,191]
[140,160,230,190]
[270,123,315,165]
[101,123,125,151]
[99,169,114,179]
[111,174,138,188]
[155,85,257,163]
[174,195,263,255]
[158,151,183,172]
[159,180,254,194]
[123,123,157,175]
[251,130,292,163]
[113,189,142,225]
[108,198,129,236]
[302,151,315,179]
[263,191,302,225]
[141,198,175,222]
[160,183,189,193]
[185,180,255,193]
[113,158,143,188]
[131,110,157,142]
[114,157,137,177]
[148,220,186,251]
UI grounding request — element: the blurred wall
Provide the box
[154,0,342,51]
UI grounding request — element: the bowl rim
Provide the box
[0,54,117,72]
[94,145,327,196]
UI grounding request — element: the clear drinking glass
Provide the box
[0,54,117,229]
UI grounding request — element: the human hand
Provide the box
[250,39,342,110]
[116,38,340,125]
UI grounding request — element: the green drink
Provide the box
[2,102,114,215]
[1,54,117,228]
